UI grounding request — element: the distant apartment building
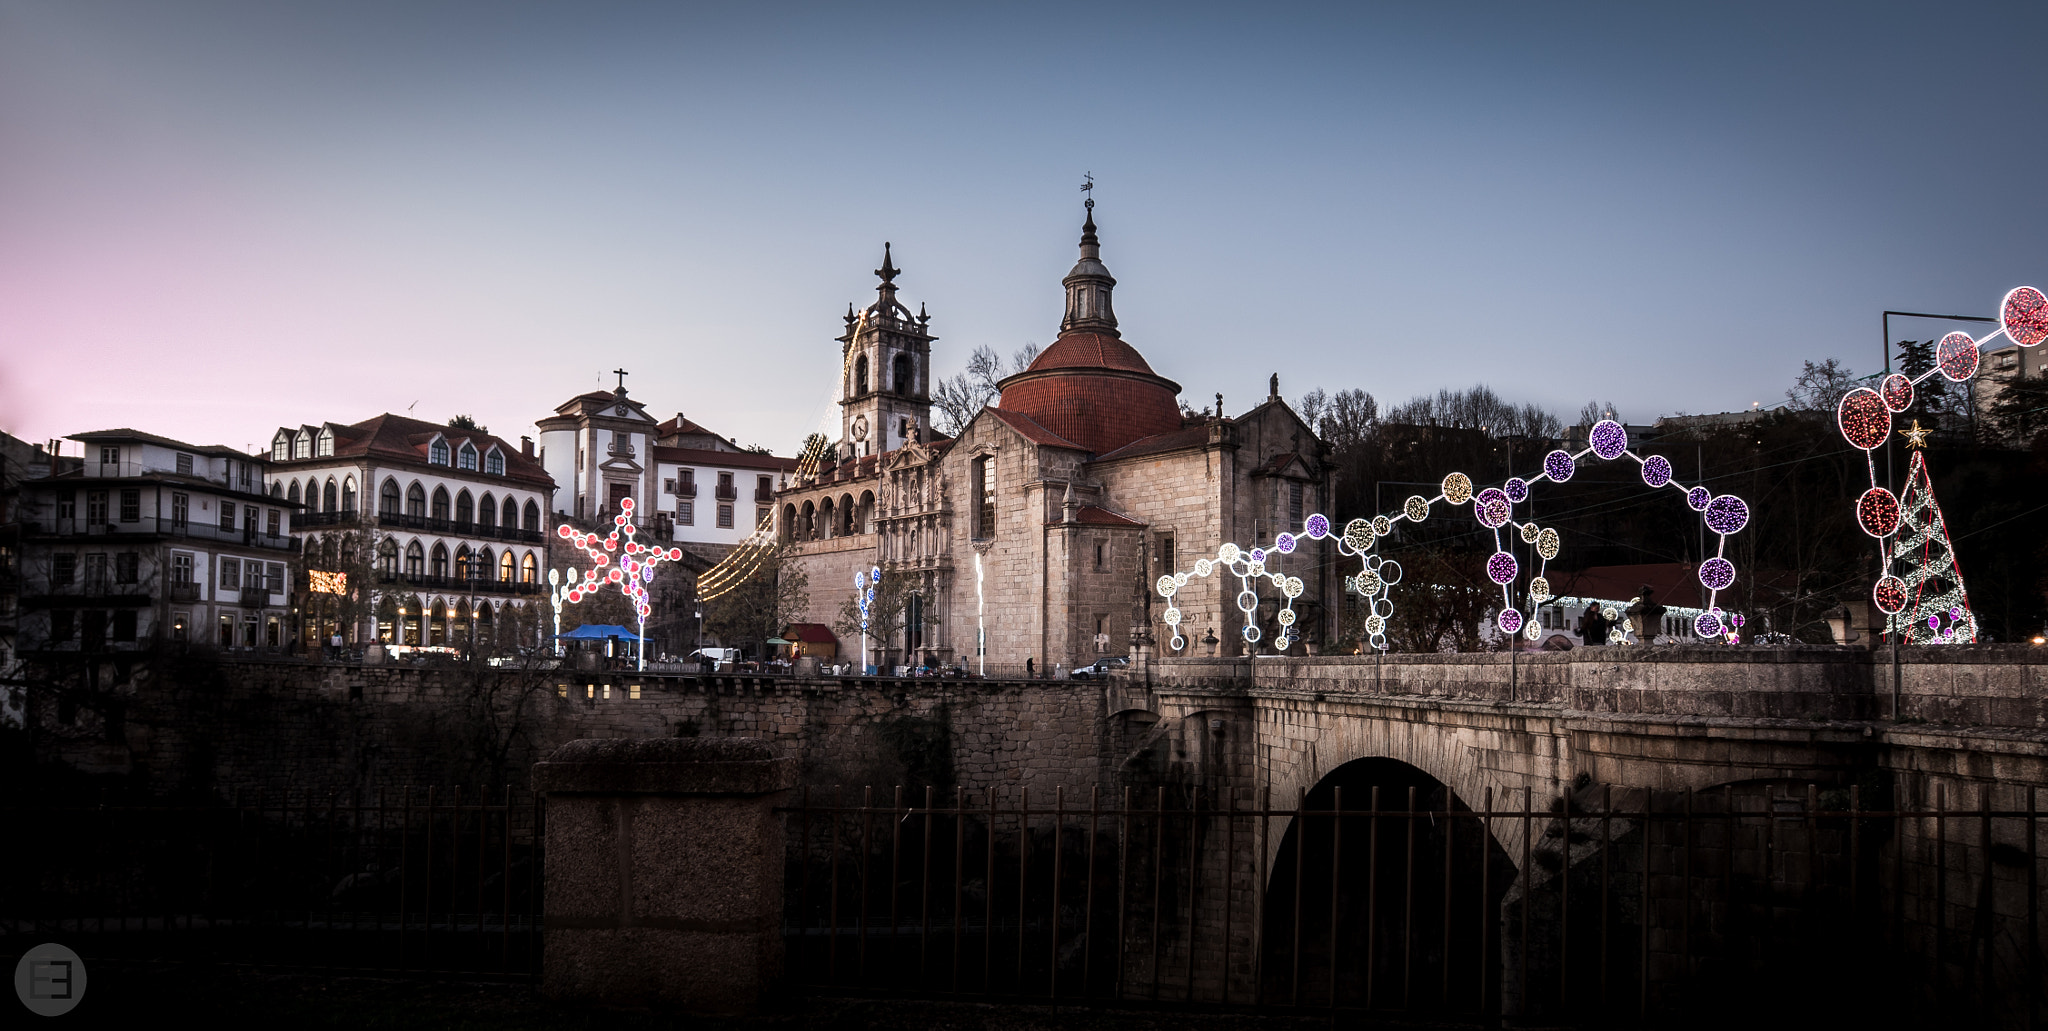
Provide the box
[265,415,553,647]
[536,386,796,562]
[15,429,296,653]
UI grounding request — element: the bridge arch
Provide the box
[1261,754,1515,1012]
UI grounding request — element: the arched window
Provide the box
[458,443,478,471]
[430,440,450,466]
[454,546,471,581]
[820,498,835,539]
[323,479,337,512]
[523,500,540,531]
[378,538,398,575]
[271,482,283,498]
[477,493,496,530]
[840,493,855,536]
[287,481,301,504]
[404,540,424,578]
[499,550,515,582]
[455,490,474,526]
[893,353,913,394]
[859,490,875,534]
[477,600,493,625]
[520,552,537,583]
[405,483,426,518]
[430,543,449,579]
[801,501,816,541]
[855,355,869,395]
[502,497,518,529]
[431,486,450,521]
[782,504,797,543]
[477,547,493,577]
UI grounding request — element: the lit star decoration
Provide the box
[549,497,686,670]
[307,570,348,595]
[1155,418,1750,652]
[1837,286,2037,634]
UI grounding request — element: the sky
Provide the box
[4,2,2046,457]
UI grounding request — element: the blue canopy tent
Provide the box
[556,624,645,642]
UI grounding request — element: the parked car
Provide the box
[1069,656,1130,680]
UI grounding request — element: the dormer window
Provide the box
[458,443,478,471]
[430,439,450,466]
[271,434,290,461]
[485,448,505,476]
[316,429,335,457]
[292,434,311,460]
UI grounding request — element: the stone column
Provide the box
[534,738,796,1013]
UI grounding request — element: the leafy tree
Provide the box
[447,414,488,433]
[931,343,1040,436]
[832,568,937,666]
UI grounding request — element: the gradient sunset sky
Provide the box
[4,2,2045,457]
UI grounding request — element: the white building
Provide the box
[266,414,554,648]
[16,429,297,653]
[536,384,795,561]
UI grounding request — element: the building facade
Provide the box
[266,415,553,648]
[776,209,1335,672]
[536,386,796,563]
[15,429,298,654]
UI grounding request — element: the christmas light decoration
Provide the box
[308,570,348,595]
[855,566,880,670]
[1154,418,1750,652]
[548,497,686,670]
[1835,286,2035,636]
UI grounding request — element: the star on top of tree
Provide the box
[1898,419,1932,449]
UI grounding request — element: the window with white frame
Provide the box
[458,444,478,471]
[485,449,504,476]
[430,440,450,466]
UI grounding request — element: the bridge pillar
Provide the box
[534,737,797,1013]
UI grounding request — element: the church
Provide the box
[775,205,1335,671]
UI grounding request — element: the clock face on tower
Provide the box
[615,404,629,416]
[852,415,869,441]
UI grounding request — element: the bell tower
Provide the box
[838,242,936,455]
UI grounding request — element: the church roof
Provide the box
[984,407,1087,450]
[1023,331,1160,376]
[1091,425,1210,462]
[1074,505,1145,526]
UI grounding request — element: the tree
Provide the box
[703,551,809,660]
[931,343,1040,436]
[1576,400,1620,427]
[1883,449,1977,643]
[447,414,488,433]
[1784,358,1856,412]
[831,568,937,667]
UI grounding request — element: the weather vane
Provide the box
[1081,172,1094,212]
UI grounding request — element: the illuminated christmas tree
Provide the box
[1884,445,1976,644]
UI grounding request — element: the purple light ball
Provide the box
[1642,454,1673,488]
[1687,486,1711,511]
[1305,514,1330,539]
[1473,488,1511,528]
[1250,548,1267,563]
[1486,550,1519,585]
[1504,477,1529,502]
[1948,605,1963,619]
[1544,450,1575,482]
[1699,557,1736,591]
[1497,608,1524,634]
[1693,611,1724,638]
[1928,614,1941,631]
[1276,532,1297,554]
[1589,419,1628,460]
[1704,494,1750,535]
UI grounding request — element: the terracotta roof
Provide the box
[650,445,798,472]
[1091,425,1211,462]
[1074,506,1145,526]
[273,413,553,488]
[1025,331,1159,375]
[67,428,256,460]
[786,622,839,644]
[983,407,1087,450]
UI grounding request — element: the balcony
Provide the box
[715,485,738,502]
[297,510,358,528]
[169,581,201,602]
[375,572,544,596]
[754,488,775,503]
[375,512,543,543]
[236,586,281,607]
[676,482,698,498]
[84,461,147,479]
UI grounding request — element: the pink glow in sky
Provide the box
[5,2,2047,458]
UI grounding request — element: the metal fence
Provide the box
[0,786,543,976]
[780,782,2045,1027]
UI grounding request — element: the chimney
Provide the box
[521,436,535,459]
[675,412,686,430]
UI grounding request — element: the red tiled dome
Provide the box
[996,331,1183,455]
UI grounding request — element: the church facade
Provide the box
[776,206,1335,671]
